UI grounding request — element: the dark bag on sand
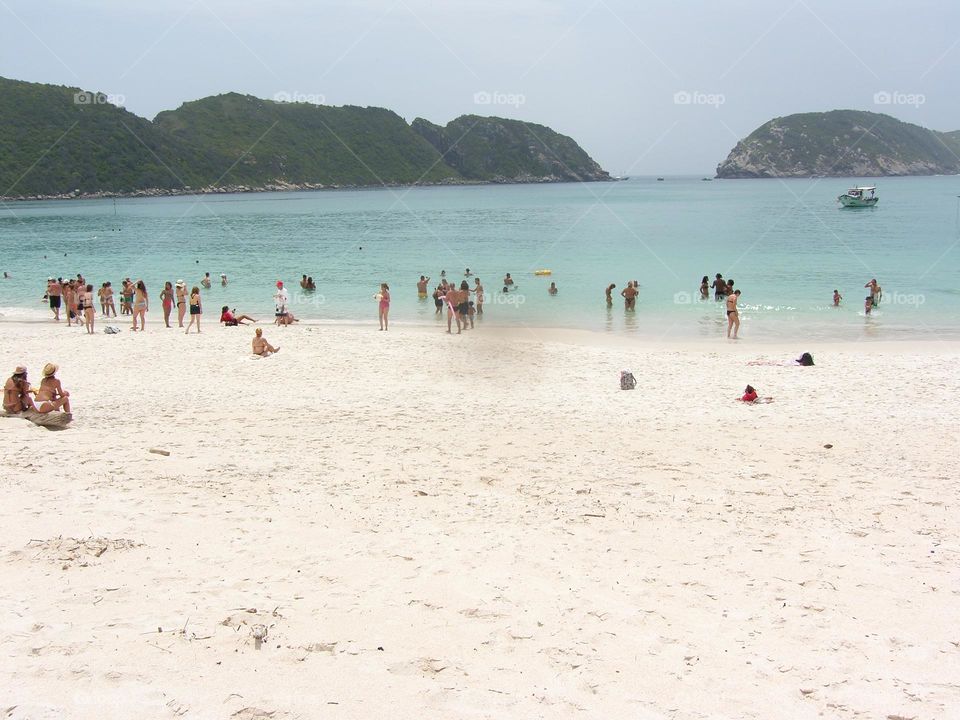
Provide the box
[620,370,637,390]
[797,352,815,366]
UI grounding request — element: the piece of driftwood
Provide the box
[0,409,72,430]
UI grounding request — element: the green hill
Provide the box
[0,77,610,199]
[0,77,220,196]
[412,115,610,182]
[716,110,960,178]
[154,93,457,186]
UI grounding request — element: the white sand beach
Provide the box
[1,319,958,719]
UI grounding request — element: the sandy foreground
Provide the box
[0,317,958,720]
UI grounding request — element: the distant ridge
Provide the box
[716,110,960,178]
[0,77,610,199]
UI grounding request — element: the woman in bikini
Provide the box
[474,278,484,315]
[131,280,148,331]
[726,289,741,339]
[160,281,174,328]
[185,286,202,334]
[175,281,187,327]
[35,363,71,414]
[104,282,116,317]
[378,283,390,331]
[82,284,95,334]
[444,283,462,334]
[700,276,709,300]
[97,284,106,315]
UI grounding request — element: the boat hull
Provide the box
[838,195,878,208]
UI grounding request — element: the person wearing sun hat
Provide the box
[3,365,36,414]
[175,280,187,328]
[34,363,71,415]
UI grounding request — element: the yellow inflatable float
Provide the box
[534,269,552,276]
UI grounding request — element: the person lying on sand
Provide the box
[34,363,71,414]
[220,306,256,326]
[3,366,36,414]
[747,353,814,367]
[739,384,774,403]
[252,328,279,357]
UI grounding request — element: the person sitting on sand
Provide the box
[220,306,256,326]
[34,363,71,414]
[252,328,279,357]
[3,366,35,414]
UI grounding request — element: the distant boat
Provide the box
[656,177,664,181]
[701,177,713,181]
[838,185,878,207]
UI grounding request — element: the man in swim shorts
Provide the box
[46,278,62,321]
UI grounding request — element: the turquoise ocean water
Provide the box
[1,176,958,341]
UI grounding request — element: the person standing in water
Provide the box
[417,275,430,299]
[473,278,484,314]
[699,276,709,300]
[201,272,212,289]
[378,283,390,331]
[712,273,727,301]
[726,289,741,339]
[605,283,616,307]
[548,282,558,295]
[833,289,842,306]
[621,282,638,310]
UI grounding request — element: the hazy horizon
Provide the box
[2,0,958,175]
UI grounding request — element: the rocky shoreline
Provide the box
[1,175,616,202]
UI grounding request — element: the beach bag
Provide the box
[797,352,814,366]
[103,326,121,334]
[620,370,636,390]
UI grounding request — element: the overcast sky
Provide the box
[2,0,958,174]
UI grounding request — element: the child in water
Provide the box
[833,290,842,306]
[864,295,873,315]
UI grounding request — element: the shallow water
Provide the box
[1,176,958,341]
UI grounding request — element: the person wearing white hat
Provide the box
[220,273,228,287]
[3,366,36,414]
[175,280,187,328]
[35,363,71,414]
